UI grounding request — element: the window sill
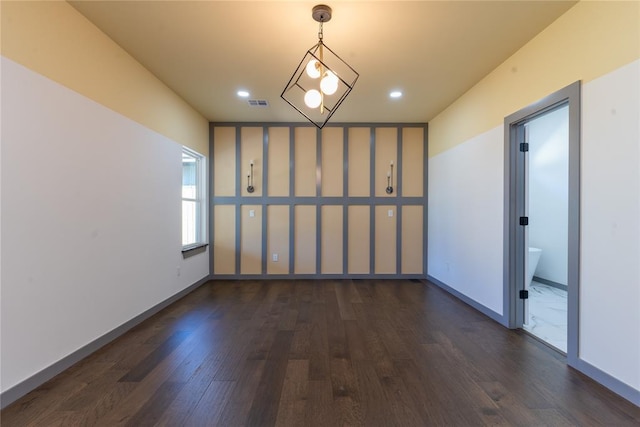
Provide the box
[182,243,208,258]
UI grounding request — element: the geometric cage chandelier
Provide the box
[281,5,359,128]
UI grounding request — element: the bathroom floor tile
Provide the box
[524,281,567,352]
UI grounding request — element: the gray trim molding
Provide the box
[396,127,403,275]
[427,275,505,326]
[208,123,216,277]
[423,126,429,277]
[342,127,349,274]
[0,277,210,410]
[213,273,427,280]
[457,80,638,408]
[182,243,208,258]
[503,82,581,362]
[571,358,640,406]
[289,127,296,275]
[369,127,376,274]
[212,121,428,129]
[210,122,428,280]
[212,196,426,205]
[428,276,638,407]
[316,128,322,274]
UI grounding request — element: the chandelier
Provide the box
[281,5,359,128]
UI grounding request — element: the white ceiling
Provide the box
[69,1,577,124]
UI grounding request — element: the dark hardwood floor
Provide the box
[2,279,639,426]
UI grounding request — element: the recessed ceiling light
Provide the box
[237,90,250,97]
[390,91,402,98]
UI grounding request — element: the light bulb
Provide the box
[320,71,339,95]
[305,59,321,79]
[304,89,322,108]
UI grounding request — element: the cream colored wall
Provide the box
[348,128,371,196]
[211,124,426,277]
[241,127,263,197]
[375,129,397,198]
[240,205,262,274]
[429,0,640,157]
[348,205,370,274]
[402,206,424,274]
[321,206,343,273]
[375,206,396,274]
[213,205,235,274]
[294,205,317,274]
[295,128,317,196]
[267,206,289,274]
[321,128,344,197]
[0,1,208,154]
[402,128,425,197]
[213,127,236,196]
[268,127,290,196]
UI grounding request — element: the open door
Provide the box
[504,82,580,363]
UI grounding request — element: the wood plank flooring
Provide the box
[2,279,639,426]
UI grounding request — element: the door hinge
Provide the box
[520,142,529,152]
[519,216,529,226]
[519,290,529,299]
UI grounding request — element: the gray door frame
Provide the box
[503,81,580,365]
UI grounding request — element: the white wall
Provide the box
[580,59,640,390]
[0,57,209,393]
[428,59,640,393]
[428,125,504,316]
[528,105,569,285]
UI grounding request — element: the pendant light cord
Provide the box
[318,21,325,114]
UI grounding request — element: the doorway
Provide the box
[504,82,580,363]
[522,105,569,351]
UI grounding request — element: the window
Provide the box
[182,147,206,249]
